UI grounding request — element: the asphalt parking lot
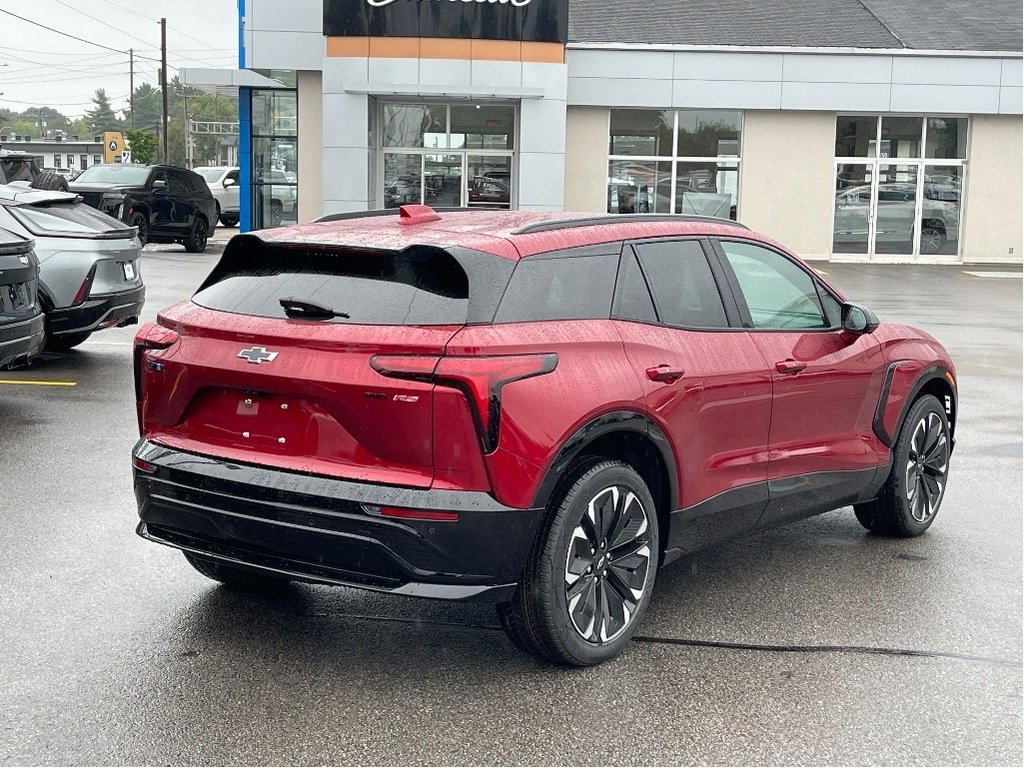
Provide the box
[1,228,1020,765]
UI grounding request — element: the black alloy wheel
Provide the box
[920,226,946,254]
[184,217,208,253]
[854,394,950,537]
[498,460,659,666]
[129,212,148,246]
[270,200,283,227]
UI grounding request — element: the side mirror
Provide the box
[152,179,167,192]
[223,177,237,188]
[841,302,880,334]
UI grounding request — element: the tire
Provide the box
[184,216,209,253]
[854,394,951,537]
[270,200,283,227]
[184,552,291,591]
[499,460,659,666]
[220,215,238,227]
[31,171,70,192]
[46,331,91,352]
[129,212,149,246]
[920,225,946,254]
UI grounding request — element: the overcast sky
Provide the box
[0,0,238,118]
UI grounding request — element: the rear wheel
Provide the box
[269,199,283,227]
[854,394,950,537]
[184,552,291,590]
[499,460,659,666]
[184,216,209,253]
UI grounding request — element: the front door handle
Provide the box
[775,359,807,375]
[646,365,685,384]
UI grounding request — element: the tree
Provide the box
[125,128,158,165]
[123,83,162,130]
[85,89,120,133]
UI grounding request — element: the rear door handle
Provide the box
[646,365,685,384]
[775,359,807,375]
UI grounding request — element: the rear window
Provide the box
[494,252,619,323]
[194,243,471,326]
[7,201,132,237]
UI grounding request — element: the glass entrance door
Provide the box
[873,163,918,257]
[833,163,874,255]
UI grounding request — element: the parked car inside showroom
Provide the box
[0,228,44,367]
[194,166,297,228]
[132,206,956,666]
[0,186,145,350]
[69,164,216,252]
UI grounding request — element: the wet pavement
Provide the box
[1,239,1020,765]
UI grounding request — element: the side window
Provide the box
[226,169,240,184]
[611,250,657,324]
[494,252,619,323]
[633,240,728,328]
[718,240,829,330]
[168,171,188,195]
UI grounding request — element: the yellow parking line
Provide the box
[0,379,77,387]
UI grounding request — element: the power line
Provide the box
[89,0,230,54]
[0,9,127,54]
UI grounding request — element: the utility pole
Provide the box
[160,18,168,163]
[129,48,134,130]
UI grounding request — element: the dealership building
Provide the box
[187,0,1023,263]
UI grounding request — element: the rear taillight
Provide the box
[370,353,558,453]
[71,265,97,306]
[362,504,459,522]
[133,322,180,431]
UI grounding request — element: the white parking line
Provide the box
[963,271,1023,279]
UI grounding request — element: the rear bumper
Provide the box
[50,284,145,337]
[0,312,45,366]
[132,439,544,602]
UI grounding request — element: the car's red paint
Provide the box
[134,209,956,536]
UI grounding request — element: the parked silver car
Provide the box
[0,186,145,350]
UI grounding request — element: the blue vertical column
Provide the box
[239,88,252,232]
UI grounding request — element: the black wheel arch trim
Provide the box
[531,410,678,512]
[873,362,957,450]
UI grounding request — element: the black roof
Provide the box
[567,0,1023,51]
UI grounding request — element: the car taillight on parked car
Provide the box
[370,353,558,453]
[71,264,97,306]
[133,321,180,431]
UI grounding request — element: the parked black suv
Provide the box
[70,164,217,252]
[0,228,44,368]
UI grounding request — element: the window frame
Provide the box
[709,237,845,333]
[618,237,741,331]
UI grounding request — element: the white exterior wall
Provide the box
[297,70,324,223]
[739,111,837,261]
[564,107,610,212]
[962,114,1024,263]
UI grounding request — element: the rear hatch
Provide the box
[0,229,38,320]
[136,234,511,489]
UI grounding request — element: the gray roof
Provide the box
[567,0,1023,51]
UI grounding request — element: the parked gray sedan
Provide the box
[0,186,145,350]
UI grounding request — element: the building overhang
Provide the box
[180,67,292,97]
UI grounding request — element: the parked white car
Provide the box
[194,166,297,228]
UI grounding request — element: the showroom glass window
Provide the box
[833,115,967,259]
[379,103,515,210]
[251,73,298,230]
[607,110,741,219]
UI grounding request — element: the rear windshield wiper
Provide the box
[279,297,350,320]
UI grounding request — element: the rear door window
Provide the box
[494,251,619,323]
[194,243,471,326]
[633,240,729,328]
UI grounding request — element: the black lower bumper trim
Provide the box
[49,285,145,336]
[133,440,542,602]
[0,313,45,366]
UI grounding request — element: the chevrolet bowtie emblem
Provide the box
[237,346,279,364]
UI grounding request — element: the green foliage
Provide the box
[85,88,121,132]
[125,128,158,165]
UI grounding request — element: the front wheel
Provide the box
[129,212,148,246]
[854,394,951,537]
[500,460,659,666]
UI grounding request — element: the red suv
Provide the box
[132,206,956,666]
